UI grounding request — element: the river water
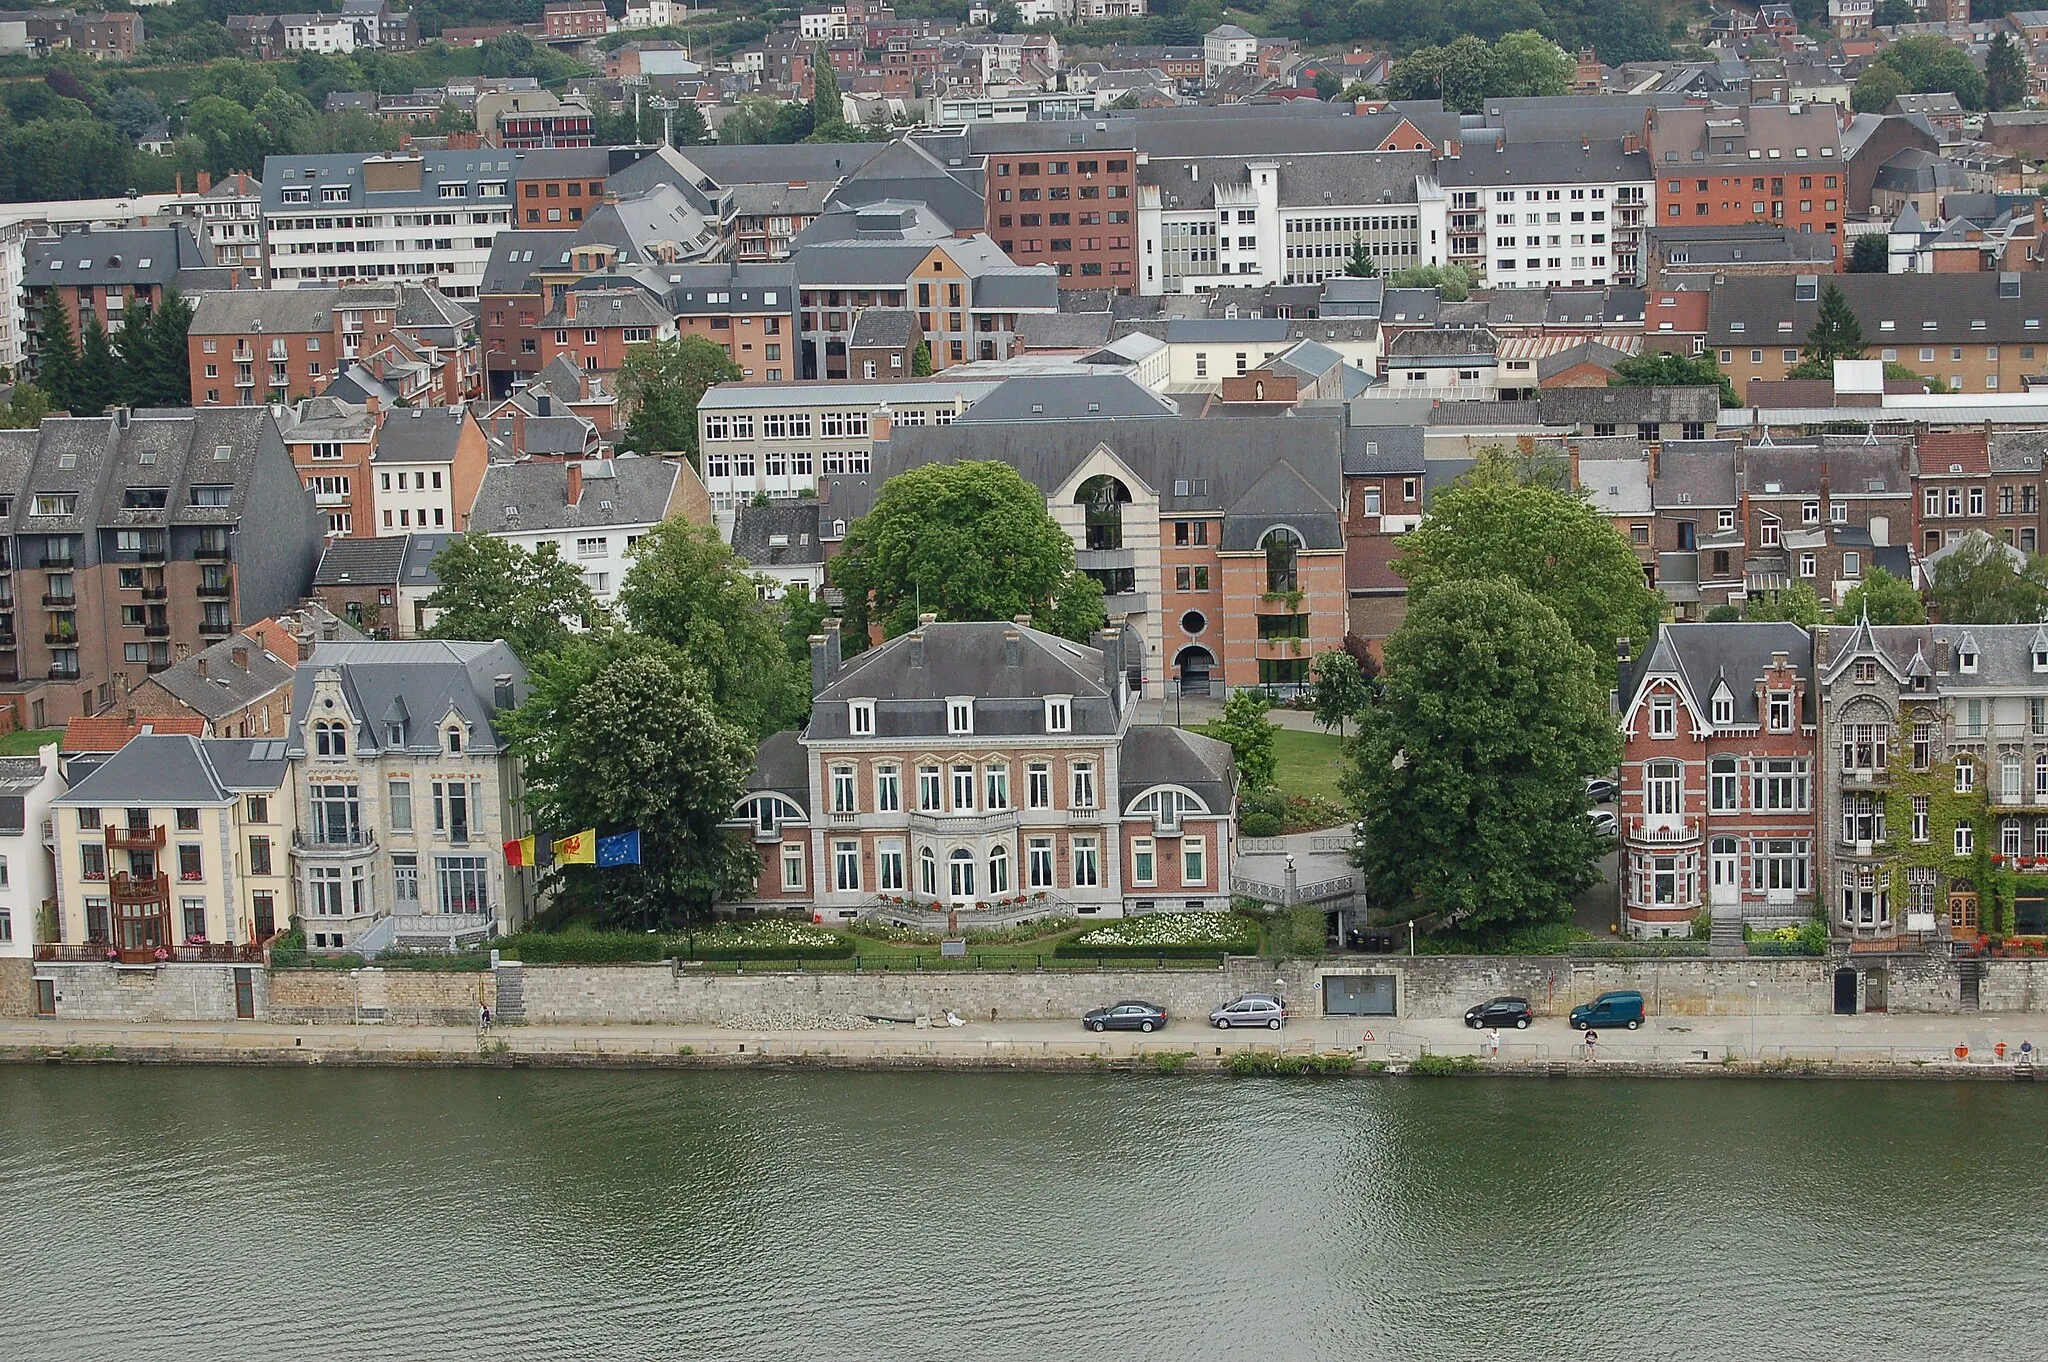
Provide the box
[1,1067,2043,1361]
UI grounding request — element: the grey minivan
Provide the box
[1210,994,1287,1030]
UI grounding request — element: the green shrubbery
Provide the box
[1239,811,1283,838]
[1056,913,1260,958]
[497,919,858,963]
[1407,1053,1482,1076]
[1227,1050,1355,1076]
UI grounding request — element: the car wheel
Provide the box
[1572,1020,1586,1030]
[1090,1020,1105,1033]
[1466,1017,1479,1028]
[1268,1018,1283,1031]
[1216,1018,1230,1029]
[1515,1018,1530,1030]
[1140,1020,1155,1033]
[1626,1018,1641,1030]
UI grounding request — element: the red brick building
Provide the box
[1646,103,1848,244]
[542,1,608,39]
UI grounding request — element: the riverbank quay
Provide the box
[5,1013,2045,1079]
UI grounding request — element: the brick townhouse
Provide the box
[1619,623,1818,938]
[728,618,1236,920]
[188,284,476,408]
[1739,436,1913,609]
[1914,428,2048,557]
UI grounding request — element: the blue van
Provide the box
[1569,990,1644,1030]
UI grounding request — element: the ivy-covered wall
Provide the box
[1879,710,2013,937]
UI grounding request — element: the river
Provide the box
[1,1068,2042,1361]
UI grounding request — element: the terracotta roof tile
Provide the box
[61,713,206,754]
[1917,430,1991,476]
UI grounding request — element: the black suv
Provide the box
[1464,996,1534,1029]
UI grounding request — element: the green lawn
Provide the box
[0,729,60,756]
[1269,726,1349,804]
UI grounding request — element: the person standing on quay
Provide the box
[1486,1026,1501,1061]
[1584,1028,1599,1062]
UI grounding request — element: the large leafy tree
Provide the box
[1204,688,1279,790]
[1346,578,1618,935]
[1384,30,1567,112]
[1608,349,1738,407]
[1394,471,1663,673]
[1870,33,1987,109]
[511,634,758,929]
[424,533,605,662]
[831,460,1106,646]
[616,334,742,459]
[0,383,50,429]
[1385,263,1473,300]
[1929,535,2048,624]
[1838,566,1926,625]
[1787,283,1866,378]
[617,518,806,739]
[1989,33,2028,111]
[1308,649,1373,739]
[1851,64,1908,115]
[1743,581,1824,627]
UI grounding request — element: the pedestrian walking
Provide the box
[1485,1026,1501,1060]
[1583,1028,1599,1062]
[479,1003,492,1034]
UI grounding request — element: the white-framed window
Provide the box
[2003,817,2023,858]
[781,845,805,892]
[875,764,901,812]
[1071,836,1100,887]
[984,763,1010,810]
[1182,836,1207,886]
[951,764,975,811]
[1960,646,1979,673]
[1709,756,1739,812]
[1956,759,1976,794]
[1956,825,1974,857]
[1646,760,1683,816]
[575,536,607,559]
[877,841,904,892]
[947,698,973,735]
[1767,692,1794,732]
[834,840,860,892]
[1070,761,1097,810]
[1132,837,1156,885]
[1912,794,1930,843]
[1027,837,1054,889]
[917,765,942,811]
[1711,692,1733,726]
[1755,839,1809,893]
[1045,696,1071,733]
[1027,763,1051,809]
[1649,696,1676,738]
[830,766,856,814]
[849,700,874,735]
[1754,758,1809,812]
[988,844,1011,895]
[919,846,938,896]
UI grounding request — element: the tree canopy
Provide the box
[1848,233,1890,274]
[1394,471,1664,673]
[509,634,759,929]
[831,460,1106,646]
[616,518,808,739]
[1308,649,1374,739]
[1204,689,1279,790]
[1988,33,2028,111]
[1384,31,1572,112]
[1929,535,2048,624]
[1743,581,1825,628]
[1866,34,1987,109]
[1608,349,1739,407]
[424,533,605,662]
[1345,578,1618,935]
[616,334,743,460]
[1386,263,1475,300]
[1837,566,1926,625]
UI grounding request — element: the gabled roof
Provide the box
[51,733,284,807]
[286,640,526,758]
[61,713,205,756]
[731,500,823,569]
[1624,622,1813,727]
[468,457,682,534]
[1116,725,1233,813]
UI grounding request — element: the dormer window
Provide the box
[1959,648,1978,674]
[313,720,347,757]
[385,723,404,747]
[2035,649,2048,673]
[1711,692,1734,726]
[947,698,974,735]
[1649,696,1676,738]
[446,726,463,755]
[1046,696,1072,733]
[1854,661,1877,685]
[1767,691,1793,732]
[849,700,875,736]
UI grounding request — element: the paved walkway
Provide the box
[4,1012,2041,1072]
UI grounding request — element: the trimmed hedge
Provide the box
[495,925,859,964]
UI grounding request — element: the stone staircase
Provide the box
[493,961,525,1025]
[1708,910,1747,959]
[1958,958,1983,1013]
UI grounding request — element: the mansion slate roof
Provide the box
[1624,622,1815,726]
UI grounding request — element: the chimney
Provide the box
[231,645,249,671]
[907,614,933,670]
[1094,626,1126,710]
[1003,628,1021,669]
[197,170,212,194]
[196,657,208,678]
[872,405,891,441]
[810,617,843,696]
[536,392,552,417]
[567,461,584,505]
[1935,637,1951,673]
[493,673,516,712]
[564,291,578,320]
[1013,613,1033,628]
[365,393,381,417]
[320,619,339,642]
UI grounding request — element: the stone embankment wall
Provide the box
[19,953,2048,1025]
[0,958,31,1017]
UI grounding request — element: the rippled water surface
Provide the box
[1,1068,2044,1361]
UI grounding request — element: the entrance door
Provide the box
[1708,837,1740,907]
[1176,646,1214,698]
[947,850,975,904]
[233,967,255,1020]
[1833,967,1858,1016]
[34,978,54,1017]
[1863,968,1888,1014]
[253,893,276,940]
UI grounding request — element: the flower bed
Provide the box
[498,920,856,963]
[1056,912,1259,958]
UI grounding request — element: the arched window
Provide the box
[314,721,347,757]
[446,726,463,755]
[988,844,1010,896]
[919,847,937,897]
[1076,474,1131,551]
[1261,527,1301,594]
[948,848,975,899]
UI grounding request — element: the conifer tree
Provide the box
[75,313,122,417]
[34,299,79,416]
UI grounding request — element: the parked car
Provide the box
[1083,1001,1167,1033]
[1585,776,1617,803]
[1570,990,1645,1030]
[1587,809,1619,838]
[1210,994,1287,1030]
[1464,996,1534,1029]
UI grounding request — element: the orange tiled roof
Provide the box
[60,713,206,753]
[1918,430,1991,475]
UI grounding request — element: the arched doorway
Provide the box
[947,848,976,903]
[1175,645,1216,698]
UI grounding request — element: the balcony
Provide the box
[109,871,169,906]
[140,586,168,602]
[43,630,76,646]
[105,823,166,851]
[36,556,73,571]
[46,664,78,680]
[143,623,169,638]
[1627,818,1702,845]
[35,941,266,964]
[0,666,18,684]
[908,808,1023,836]
[39,592,73,607]
[1839,765,1888,786]
[195,544,232,562]
[199,618,233,636]
[293,828,376,857]
[137,544,167,563]
[197,579,233,599]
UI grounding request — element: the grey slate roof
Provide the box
[314,535,411,587]
[811,621,1117,739]
[142,628,298,722]
[1343,424,1425,475]
[52,734,287,808]
[1652,442,1742,510]
[848,307,918,349]
[24,224,210,290]
[1141,150,1430,212]
[285,640,526,758]
[957,374,1178,422]
[746,728,808,806]
[1435,139,1651,188]
[1539,386,1720,427]
[731,501,824,569]
[467,456,681,534]
[1018,311,1113,349]
[1116,724,1233,814]
[1624,622,1814,726]
[372,406,472,464]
